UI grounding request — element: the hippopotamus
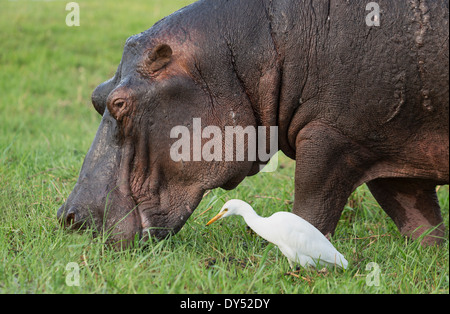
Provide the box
[57,0,449,248]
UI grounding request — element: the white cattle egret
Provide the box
[206,200,348,270]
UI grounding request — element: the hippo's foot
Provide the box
[367,178,446,246]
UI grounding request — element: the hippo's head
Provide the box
[57,29,261,248]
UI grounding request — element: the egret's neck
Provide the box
[238,205,260,223]
[237,204,268,238]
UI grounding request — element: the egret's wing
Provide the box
[270,212,348,268]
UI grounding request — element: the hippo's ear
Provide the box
[146,44,173,73]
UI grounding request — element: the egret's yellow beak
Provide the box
[206,210,227,226]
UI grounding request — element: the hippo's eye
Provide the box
[108,97,130,122]
[114,100,125,109]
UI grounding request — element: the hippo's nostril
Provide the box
[58,207,80,229]
[66,212,76,227]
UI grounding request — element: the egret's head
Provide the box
[206,200,251,226]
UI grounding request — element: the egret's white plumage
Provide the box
[206,200,348,270]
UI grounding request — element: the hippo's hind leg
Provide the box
[293,122,377,237]
[367,178,445,245]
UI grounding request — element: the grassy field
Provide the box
[0,0,448,294]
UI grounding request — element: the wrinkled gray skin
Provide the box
[58,0,449,248]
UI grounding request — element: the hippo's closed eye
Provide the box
[108,97,130,122]
[114,100,125,109]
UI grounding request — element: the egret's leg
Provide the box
[367,178,445,245]
[288,259,295,270]
[292,122,377,236]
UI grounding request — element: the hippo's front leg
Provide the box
[293,122,377,236]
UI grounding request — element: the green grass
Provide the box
[0,0,448,294]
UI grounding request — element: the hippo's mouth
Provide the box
[136,196,200,242]
[57,192,143,248]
